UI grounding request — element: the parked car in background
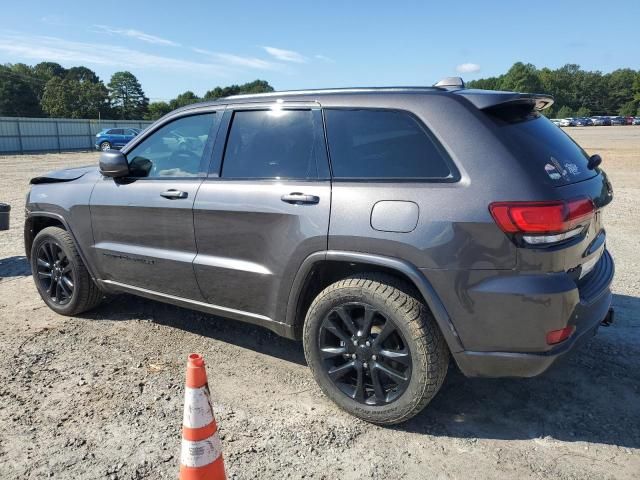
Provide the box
[610,116,626,126]
[624,116,634,125]
[24,82,615,424]
[550,118,562,126]
[95,128,141,151]
[559,118,575,127]
[575,118,593,126]
[591,117,606,126]
[633,117,640,125]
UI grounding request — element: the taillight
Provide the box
[489,197,595,245]
[546,325,576,345]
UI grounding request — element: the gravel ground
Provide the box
[0,127,638,479]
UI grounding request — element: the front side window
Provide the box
[108,129,123,135]
[221,109,322,179]
[324,109,454,180]
[126,113,215,178]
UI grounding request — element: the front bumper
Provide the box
[451,249,614,378]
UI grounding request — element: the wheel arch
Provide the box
[25,212,99,281]
[285,250,464,352]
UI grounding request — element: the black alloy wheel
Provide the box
[318,302,412,405]
[35,240,75,305]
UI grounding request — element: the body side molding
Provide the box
[99,279,294,337]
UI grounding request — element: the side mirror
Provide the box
[99,150,130,178]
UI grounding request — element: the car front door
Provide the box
[192,103,331,324]
[89,110,222,299]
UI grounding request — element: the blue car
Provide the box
[95,128,140,151]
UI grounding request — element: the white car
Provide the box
[559,118,575,127]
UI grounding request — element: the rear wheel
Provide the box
[31,227,103,315]
[100,141,111,151]
[303,273,449,425]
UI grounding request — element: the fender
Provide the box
[25,211,100,282]
[285,250,464,353]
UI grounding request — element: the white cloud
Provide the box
[456,63,481,74]
[0,33,229,75]
[315,54,334,63]
[262,46,306,63]
[93,25,180,47]
[192,48,278,70]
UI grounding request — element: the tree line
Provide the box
[3,60,639,121]
[467,62,640,118]
[0,61,274,120]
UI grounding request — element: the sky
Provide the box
[1,0,639,102]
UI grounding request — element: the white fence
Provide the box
[0,117,153,154]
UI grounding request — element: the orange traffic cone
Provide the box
[180,353,227,480]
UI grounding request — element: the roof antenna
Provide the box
[433,77,465,89]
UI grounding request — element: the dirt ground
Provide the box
[0,127,638,479]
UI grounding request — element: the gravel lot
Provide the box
[0,127,638,479]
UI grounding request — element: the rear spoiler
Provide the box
[453,89,554,111]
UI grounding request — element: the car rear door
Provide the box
[89,109,222,299]
[192,102,331,323]
[109,129,125,147]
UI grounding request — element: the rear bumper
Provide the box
[451,249,614,378]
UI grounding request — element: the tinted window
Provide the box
[125,129,137,135]
[222,109,322,179]
[126,113,215,178]
[324,109,453,179]
[487,108,596,185]
[110,129,124,135]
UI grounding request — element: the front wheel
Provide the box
[303,274,449,425]
[99,141,111,151]
[30,226,103,316]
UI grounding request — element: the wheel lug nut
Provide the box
[351,354,356,359]
[365,341,371,347]
[372,355,377,361]
[363,362,368,368]
[353,340,358,346]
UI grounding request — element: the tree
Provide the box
[42,77,109,118]
[203,79,274,100]
[557,105,574,118]
[605,69,637,114]
[0,65,42,116]
[145,101,172,120]
[576,106,591,117]
[499,62,542,93]
[169,91,200,110]
[65,66,100,84]
[619,100,638,116]
[108,71,148,119]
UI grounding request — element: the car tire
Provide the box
[100,141,111,151]
[30,226,103,316]
[303,273,449,425]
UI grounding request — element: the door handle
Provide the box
[160,189,188,199]
[281,192,320,205]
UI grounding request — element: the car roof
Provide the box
[170,85,554,116]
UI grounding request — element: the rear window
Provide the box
[324,109,455,180]
[487,108,597,186]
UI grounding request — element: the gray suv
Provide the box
[24,79,615,424]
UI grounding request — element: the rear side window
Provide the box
[108,129,123,135]
[222,109,323,179]
[324,109,454,180]
[487,108,596,186]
